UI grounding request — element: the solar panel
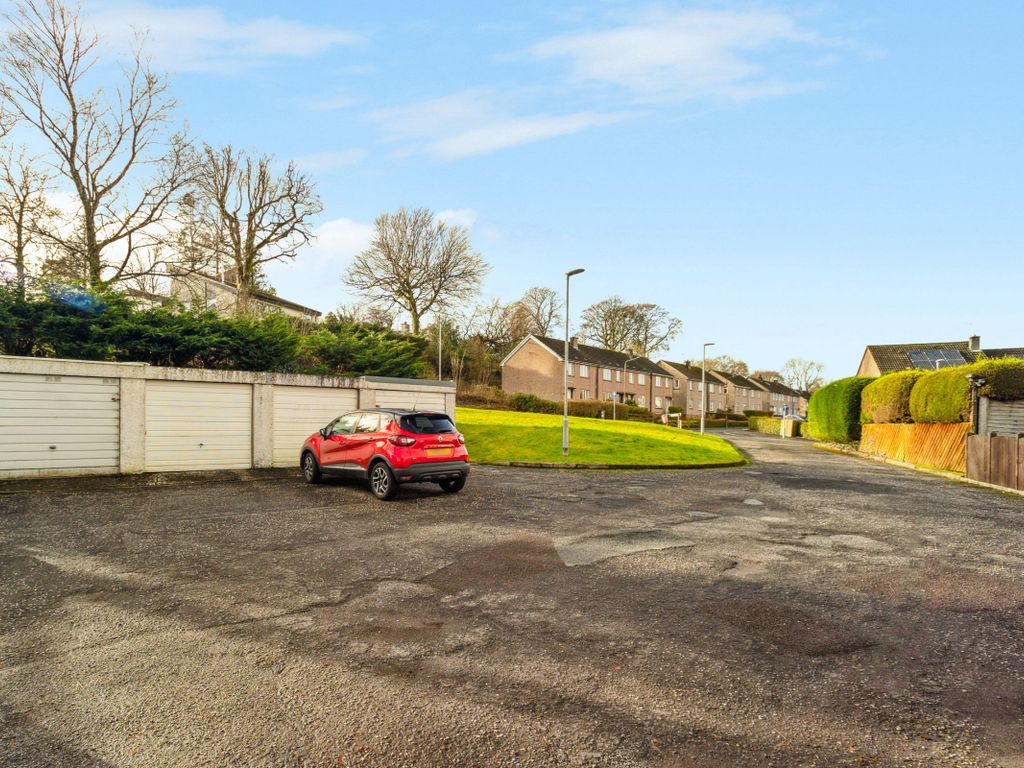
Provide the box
[906,348,967,369]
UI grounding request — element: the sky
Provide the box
[17,1,1024,378]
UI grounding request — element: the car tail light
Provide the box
[388,435,416,447]
[457,433,465,445]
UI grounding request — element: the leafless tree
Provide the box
[0,0,194,288]
[708,356,750,376]
[782,358,825,391]
[333,301,397,329]
[0,148,53,296]
[515,286,562,336]
[580,296,681,357]
[185,144,322,315]
[344,207,489,334]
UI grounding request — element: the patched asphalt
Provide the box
[1,431,1023,767]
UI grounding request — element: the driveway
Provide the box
[1,432,1023,767]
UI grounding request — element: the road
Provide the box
[1,431,1023,767]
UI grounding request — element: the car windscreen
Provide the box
[400,413,455,434]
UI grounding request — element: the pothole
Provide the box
[554,529,695,566]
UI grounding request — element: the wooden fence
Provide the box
[859,423,970,474]
[966,435,1024,491]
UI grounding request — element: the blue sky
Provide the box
[69,2,1024,376]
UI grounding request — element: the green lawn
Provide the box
[455,407,745,467]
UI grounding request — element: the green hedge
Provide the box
[806,376,874,442]
[860,370,926,424]
[743,409,773,417]
[748,416,782,434]
[507,392,561,414]
[908,358,1024,423]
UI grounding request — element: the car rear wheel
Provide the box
[369,462,398,500]
[302,452,322,484]
[438,476,466,493]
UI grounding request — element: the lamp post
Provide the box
[614,356,641,421]
[436,314,443,381]
[701,342,715,435]
[563,268,585,457]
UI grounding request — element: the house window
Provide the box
[673,379,679,389]
[567,363,574,376]
[579,365,589,377]
[698,382,703,392]
[638,374,646,385]
[689,381,694,391]
[628,372,634,384]
[615,370,621,382]
[579,389,590,400]
[638,395,646,407]
[655,397,663,408]
[654,376,661,387]
[603,368,612,381]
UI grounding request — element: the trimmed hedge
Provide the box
[909,358,1024,423]
[568,400,651,420]
[507,392,560,414]
[743,409,773,417]
[860,370,926,424]
[806,376,874,442]
[748,416,782,435]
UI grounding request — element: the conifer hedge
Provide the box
[806,376,874,442]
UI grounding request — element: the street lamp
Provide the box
[614,355,641,421]
[563,268,585,457]
[701,342,715,435]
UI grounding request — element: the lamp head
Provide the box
[566,268,585,277]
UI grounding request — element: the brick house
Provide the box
[708,370,772,415]
[658,360,724,417]
[501,335,676,414]
[750,378,803,416]
[857,335,1024,376]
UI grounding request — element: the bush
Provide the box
[806,376,874,442]
[508,392,561,414]
[909,366,972,423]
[568,400,650,420]
[860,370,926,424]
[743,409,773,417]
[748,416,782,434]
[972,357,1024,400]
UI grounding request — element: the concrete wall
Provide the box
[0,356,455,479]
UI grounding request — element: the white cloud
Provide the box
[308,217,375,263]
[532,9,821,103]
[293,149,368,174]
[436,208,477,229]
[82,1,358,74]
[367,89,624,159]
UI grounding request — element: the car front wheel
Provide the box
[439,476,466,493]
[369,462,398,500]
[302,452,322,484]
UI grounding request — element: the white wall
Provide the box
[0,356,456,479]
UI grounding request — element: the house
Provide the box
[708,370,773,415]
[750,378,803,417]
[168,269,322,322]
[658,360,726,417]
[856,335,1024,376]
[501,335,676,414]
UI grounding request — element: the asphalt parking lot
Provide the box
[2,432,1023,767]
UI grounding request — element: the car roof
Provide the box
[350,408,449,416]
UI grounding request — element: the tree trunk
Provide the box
[410,309,421,335]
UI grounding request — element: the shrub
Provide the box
[508,392,561,414]
[744,409,773,417]
[909,366,972,423]
[807,376,874,442]
[860,370,926,424]
[748,416,782,435]
[972,357,1024,401]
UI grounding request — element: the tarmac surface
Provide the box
[1,431,1023,767]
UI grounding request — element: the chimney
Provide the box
[570,335,580,349]
[969,334,981,352]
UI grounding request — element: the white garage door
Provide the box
[372,389,448,412]
[271,385,358,467]
[145,381,252,471]
[986,400,1024,436]
[0,372,119,473]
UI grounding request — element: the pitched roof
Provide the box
[172,269,322,317]
[750,377,800,396]
[530,335,666,375]
[865,340,976,374]
[709,370,758,388]
[659,360,704,379]
[982,348,1024,359]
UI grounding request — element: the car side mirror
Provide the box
[319,427,328,438]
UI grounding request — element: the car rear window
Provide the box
[400,413,455,434]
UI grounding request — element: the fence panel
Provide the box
[860,423,969,474]
[967,435,1024,491]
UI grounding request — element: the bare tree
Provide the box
[0,148,53,296]
[333,301,397,329]
[708,356,749,376]
[186,144,322,315]
[345,206,489,334]
[515,286,562,336]
[782,358,825,391]
[0,0,195,288]
[580,296,680,357]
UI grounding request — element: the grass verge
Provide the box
[456,407,745,467]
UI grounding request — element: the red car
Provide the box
[300,408,469,500]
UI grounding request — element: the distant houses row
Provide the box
[501,335,807,418]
